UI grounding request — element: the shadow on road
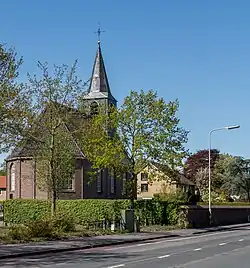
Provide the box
[0,250,138,267]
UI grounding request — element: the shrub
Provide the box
[8,225,30,241]
[51,213,76,232]
[176,206,189,228]
[26,219,55,238]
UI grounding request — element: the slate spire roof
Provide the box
[84,41,117,103]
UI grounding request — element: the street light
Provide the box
[208,125,240,225]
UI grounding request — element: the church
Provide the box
[5,39,129,200]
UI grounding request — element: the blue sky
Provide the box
[1,0,250,164]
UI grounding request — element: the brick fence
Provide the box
[187,205,250,227]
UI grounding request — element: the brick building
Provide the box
[5,40,129,200]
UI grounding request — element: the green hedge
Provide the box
[2,199,183,226]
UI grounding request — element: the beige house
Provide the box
[137,164,195,199]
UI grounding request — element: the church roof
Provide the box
[6,105,86,161]
[84,42,117,103]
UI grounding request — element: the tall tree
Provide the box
[2,61,85,214]
[212,153,235,192]
[184,149,220,183]
[0,44,25,153]
[81,89,189,204]
[222,157,250,202]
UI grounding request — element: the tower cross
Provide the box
[94,22,105,43]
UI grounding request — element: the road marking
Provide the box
[239,239,244,241]
[158,254,170,259]
[219,242,227,246]
[104,230,236,251]
[106,265,125,268]
[194,248,202,251]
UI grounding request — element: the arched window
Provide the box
[10,163,16,192]
[90,101,99,115]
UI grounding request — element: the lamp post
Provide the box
[208,125,240,226]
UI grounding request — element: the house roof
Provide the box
[0,176,6,189]
[151,162,195,186]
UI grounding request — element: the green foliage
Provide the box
[202,191,227,203]
[0,169,6,176]
[154,188,188,203]
[26,219,56,238]
[135,199,184,226]
[3,199,50,224]
[2,60,86,214]
[3,199,130,225]
[81,90,189,200]
[3,199,183,227]
[51,212,76,232]
[221,157,250,201]
[7,225,30,241]
[0,44,26,153]
[212,154,235,191]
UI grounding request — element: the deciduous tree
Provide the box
[184,149,220,183]
[81,89,189,205]
[222,157,250,202]
[0,44,25,153]
[2,60,85,214]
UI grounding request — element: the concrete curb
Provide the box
[1,223,250,260]
[0,234,179,260]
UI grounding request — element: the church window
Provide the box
[97,170,102,193]
[10,164,15,192]
[63,172,76,191]
[110,169,115,194]
[122,173,127,193]
[90,101,99,115]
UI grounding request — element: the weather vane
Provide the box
[94,22,105,43]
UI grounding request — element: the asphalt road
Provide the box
[2,226,250,268]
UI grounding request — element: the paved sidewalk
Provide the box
[0,223,249,260]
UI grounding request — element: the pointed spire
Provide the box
[88,42,111,94]
[83,26,117,106]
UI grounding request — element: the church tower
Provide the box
[83,39,117,115]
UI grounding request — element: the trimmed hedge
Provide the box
[2,199,183,226]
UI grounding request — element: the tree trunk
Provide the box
[129,173,137,210]
[247,191,250,202]
[51,189,57,215]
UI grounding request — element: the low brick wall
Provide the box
[187,205,250,227]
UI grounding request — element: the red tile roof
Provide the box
[0,176,6,189]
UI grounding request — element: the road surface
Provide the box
[1,226,250,267]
